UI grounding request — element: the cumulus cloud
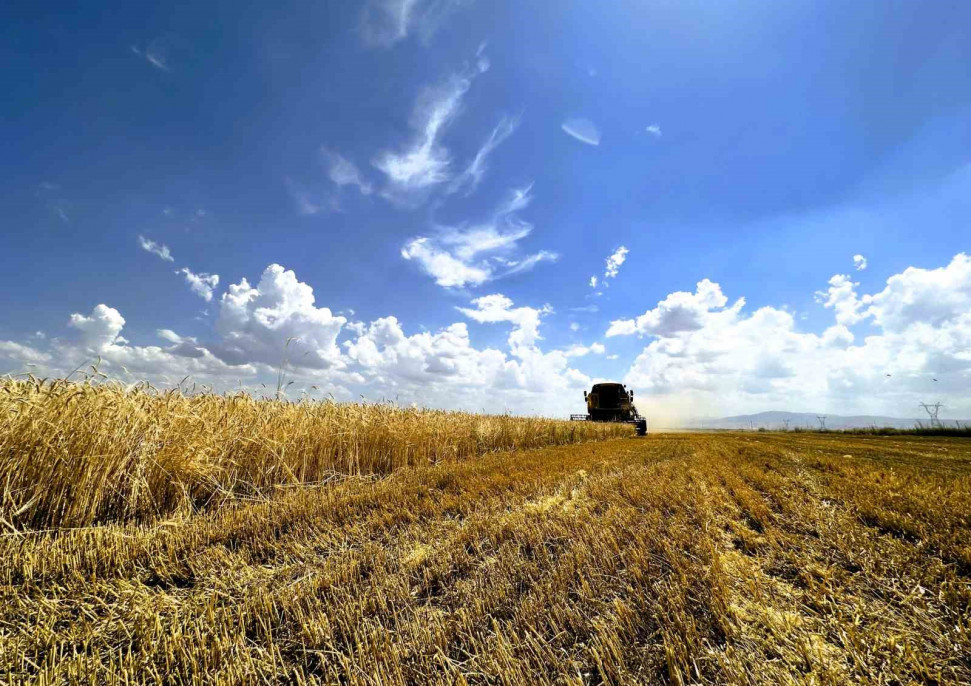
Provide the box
[346,317,491,383]
[211,264,348,371]
[645,124,662,137]
[361,0,472,48]
[33,258,964,419]
[561,118,601,146]
[402,185,557,288]
[865,253,971,332]
[322,148,372,195]
[606,279,736,338]
[457,294,551,350]
[339,292,592,411]
[604,246,629,279]
[342,292,590,408]
[0,304,250,383]
[139,236,174,262]
[178,268,220,302]
[853,254,867,271]
[617,253,971,417]
[562,342,605,357]
[589,276,598,288]
[0,341,52,365]
[815,274,863,326]
[69,304,127,352]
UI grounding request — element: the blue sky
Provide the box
[2,0,970,420]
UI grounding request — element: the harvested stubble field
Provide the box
[2,386,971,684]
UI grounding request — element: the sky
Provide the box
[1,0,970,422]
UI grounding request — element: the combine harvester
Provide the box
[571,382,648,436]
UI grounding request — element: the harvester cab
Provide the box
[572,382,647,436]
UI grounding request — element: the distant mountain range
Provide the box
[682,411,969,430]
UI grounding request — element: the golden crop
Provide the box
[1,379,969,683]
[0,378,630,530]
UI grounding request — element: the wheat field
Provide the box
[2,381,970,683]
[0,378,630,530]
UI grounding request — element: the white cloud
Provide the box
[0,304,249,384]
[69,304,127,352]
[130,44,169,72]
[615,253,971,418]
[284,178,326,216]
[458,294,551,350]
[604,246,629,279]
[35,182,71,223]
[853,254,868,271]
[815,274,863,326]
[607,279,735,338]
[500,250,559,277]
[0,266,600,415]
[322,149,372,195]
[178,268,220,302]
[212,264,347,370]
[645,124,662,137]
[589,276,598,288]
[341,292,592,412]
[561,118,601,146]
[563,342,605,358]
[864,253,971,332]
[569,322,580,332]
[373,64,485,196]
[402,184,557,288]
[138,236,174,262]
[361,0,471,48]
[448,115,519,195]
[0,341,52,365]
[400,238,491,288]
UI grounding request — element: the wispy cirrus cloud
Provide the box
[372,65,484,199]
[448,115,519,196]
[35,182,71,223]
[129,36,181,73]
[138,235,174,262]
[284,177,331,216]
[361,0,473,48]
[402,184,557,288]
[322,148,373,195]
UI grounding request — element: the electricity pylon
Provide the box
[919,402,943,429]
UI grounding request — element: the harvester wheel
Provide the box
[635,419,647,436]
